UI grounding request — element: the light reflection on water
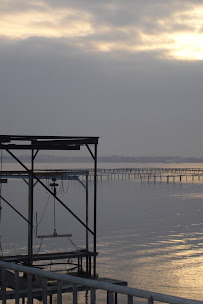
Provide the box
[97,229,203,300]
[95,175,203,302]
[170,193,203,199]
[2,163,203,302]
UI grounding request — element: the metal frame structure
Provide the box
[0,135,99,277]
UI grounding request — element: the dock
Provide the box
[86,167,203,183]
[0,135,131,303]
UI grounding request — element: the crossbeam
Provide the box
[38,234,72,239]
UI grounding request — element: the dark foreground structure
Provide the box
[0,135,99,277]
[0,136,203,303]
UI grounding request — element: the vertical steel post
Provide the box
[93,143,97,277]
[115,293,118,304]
[28,148,34,266]
[128,295,133,304]
[42,277,48,304]
[14,271,20,304]
[148,298,154,304]
[107,291,114,304]
[86,173,89,273]
[2,267,6,304]
[73,285,78,304]
[57,281,62,304]
[90,289,96,304]
[27,273,33,304]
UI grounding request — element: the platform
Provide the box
[0,274,127,301]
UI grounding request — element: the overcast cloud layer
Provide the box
[0,0,203,156]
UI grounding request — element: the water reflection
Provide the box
[2,164,203,302]
[97,225,203,301]
[170,193,203,199]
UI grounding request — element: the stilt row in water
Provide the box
[85,168,203,183]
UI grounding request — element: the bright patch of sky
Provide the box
[0,1,203,60]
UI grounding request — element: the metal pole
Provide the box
[28,148,34,266]
[86,173,89,274]
[93,144,97,277]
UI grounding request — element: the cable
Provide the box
[34,193,51,236]
[0,240,3,257]
[66,180,70,194]
[67,236,82,251]
[58,180,63,194]
[35,237,43,254]
[61,178,65,193]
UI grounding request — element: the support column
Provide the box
[93,144,97,277]
[28,148,34,266]
[86,173,89,273]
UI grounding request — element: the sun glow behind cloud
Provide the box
[0,2,203,61]
[171,33,203,60]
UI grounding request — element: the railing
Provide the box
[0,260,203,304]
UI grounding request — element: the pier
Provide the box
[87,168,203,183]
[0,135,122,303]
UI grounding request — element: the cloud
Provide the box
[0,1,203,156]
[0,0,203,60]
[0,2,94,39]
[0,36,203,155]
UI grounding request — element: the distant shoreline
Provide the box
[2,155,203,164]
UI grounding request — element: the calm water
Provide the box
[1,163,203,302]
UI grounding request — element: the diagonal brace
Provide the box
[86,144,95,161]
[0,195,31,224]
[6,149,94,235]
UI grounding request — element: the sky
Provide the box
[0,0,203,157]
